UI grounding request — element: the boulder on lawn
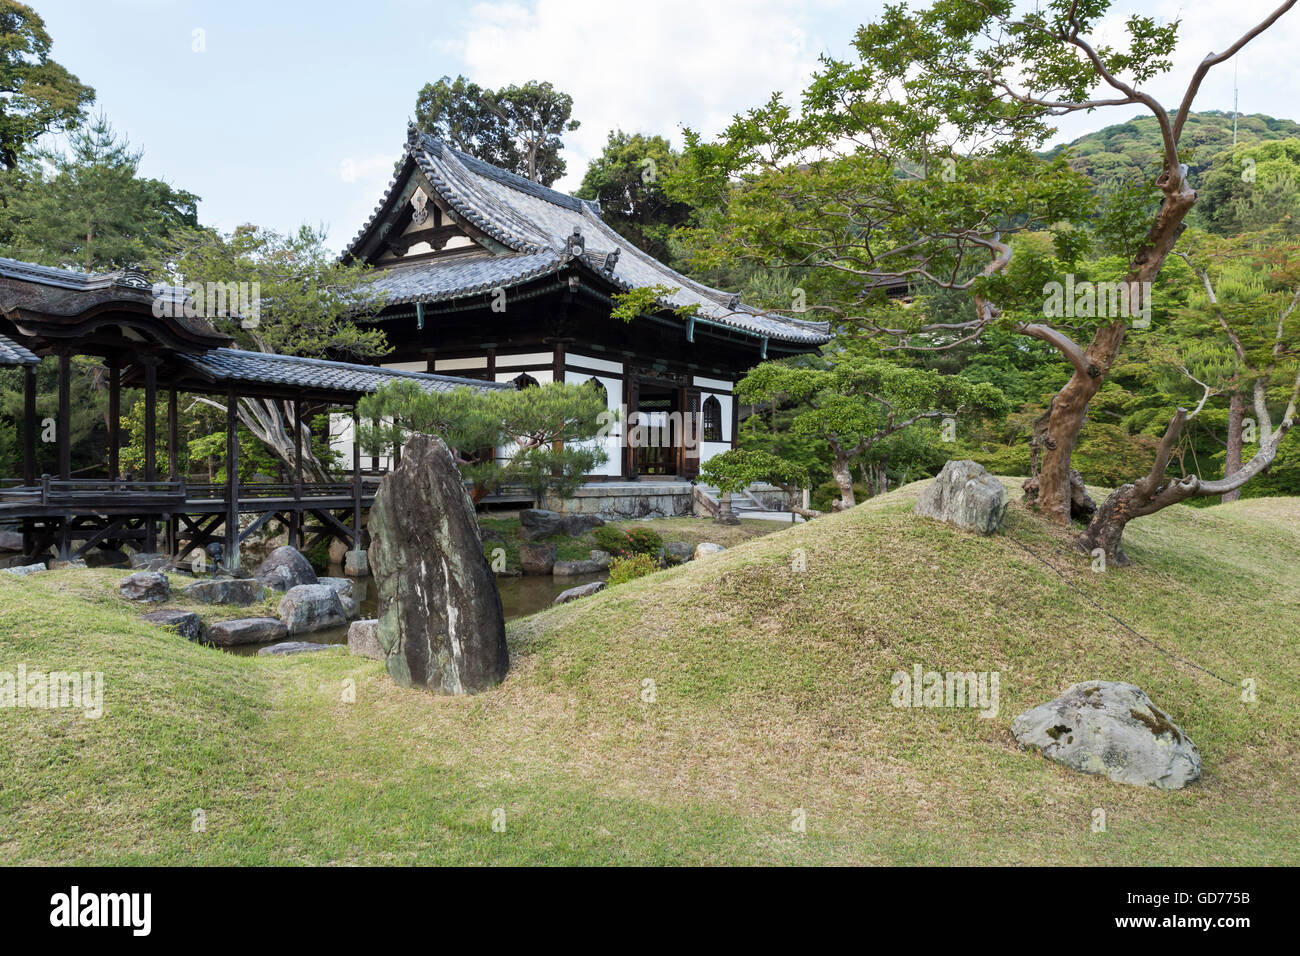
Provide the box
[184,578,265,606]
[254,545,317,592]
[554,581,606,605]
[693,542,725,560]
[258,641,333,657]
[5,562,47,576]
[140,609,202,641]
[913,459,1008,535]
[277,583,347,636]
[205,617,287,647]
[520,508,564,541]
[553,558,604,576]
[1011,681,1201,790]
[368,433,507,695]
[560,514,604,536]
[119,571,170,603]
[520,541,557,576]
[663,542,695,565]
[347,619,383,660]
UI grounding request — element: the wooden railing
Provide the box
[0,477,188,506]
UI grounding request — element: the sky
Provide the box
[27,0,1300,252]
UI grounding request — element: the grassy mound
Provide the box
[1,480,1296,864]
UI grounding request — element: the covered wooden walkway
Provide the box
[0,257,504,569]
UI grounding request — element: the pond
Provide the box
[225,569,607,656]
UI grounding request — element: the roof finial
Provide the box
[565,227,585,259]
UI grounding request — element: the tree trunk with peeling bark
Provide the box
[1223,391,1245,503]
[830,453,856,511]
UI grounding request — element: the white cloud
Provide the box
[451,0,844,189]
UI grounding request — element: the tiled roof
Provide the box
[180,348,510,397]
[0,332,39,366]
[346,129,832,347]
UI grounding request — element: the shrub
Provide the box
[593,525,633,555]
[623,526,663,556]
[607,552,660,586]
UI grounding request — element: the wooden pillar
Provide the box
[351,406,362,552]
[225,392,239,571]
[57,351,71,481]
[291,398,303,549]
[108,360,121,481]
[167,389,179,479]
[22,365,36,486]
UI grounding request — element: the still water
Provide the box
[226,570,607,656]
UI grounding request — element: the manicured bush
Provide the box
[593,525,633,555]
[607,552,660,586]
[623,526,663,557]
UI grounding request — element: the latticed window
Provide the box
[702,395,722,442]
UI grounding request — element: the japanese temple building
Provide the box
[343,126,832,481]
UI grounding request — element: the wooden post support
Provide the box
[293,398,303,497]
[22,365,36,486]
[351,406,362,552]
[108,360,120,482]
[57,351,71,481]
[143,359,159,552]
[225,392,240,571]
[168,389,179,480]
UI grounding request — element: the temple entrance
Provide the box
[631,382,679,476]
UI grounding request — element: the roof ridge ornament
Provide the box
[727,294,741,311]
[564,227,584,260]
[603,248,620,274]
[115,267,151,290]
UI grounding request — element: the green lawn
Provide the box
[1,482,1297,864]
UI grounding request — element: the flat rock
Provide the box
[347,619,383,660]
[369,434,507,694]
[554,581,606,605]
[254,546,317,592]
[318,576,354,599]
[914,459,1008,535]
[119,571,170,603]
[693,542,725,560]
[184,578,266,606]
[6,562,47,577]
[205,617,287,647]
[257,641,333,657]
[553,559,604,576]
[49,559,87,570]
[277,583,347,635]
[520,508,564,541]
[1011,681,1201,790]
[520,541,557,575]
[140,609,202,641]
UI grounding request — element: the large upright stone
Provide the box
[519,508,564,541]
[913,460,1008,535]
[368,434,508,694]
[254,546,317,592]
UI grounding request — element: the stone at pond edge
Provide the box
[368,433,507,695]
[589,549,611,570]
[0,531,23,551]
[560,514,604,536]
[254,546,317,592]
[258,641,333,657]
[347,619,383,660]
[344,550,369,577]
[129,551,171,571]
[205,618,287,647]
[184,578,266,606]
[5,563,47,576]
[520,541,557,575]
[693,542,725,560]
[663,542,695,565]
[519,508,564,540]
[318,576,354,599]
[1011,680,1201,790]
[140,609,203,641]
[277,583,347,635]
[913,459,1008,535]
[553,559,604,576]
[554,581,606,605]
[119,571,170,603]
